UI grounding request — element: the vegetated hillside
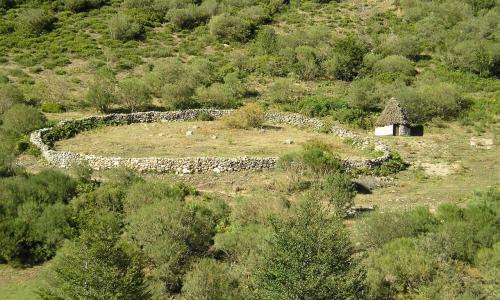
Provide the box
[0,0,498,127]
[0,0,499,299]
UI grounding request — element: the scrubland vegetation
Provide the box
[0,0,499,299]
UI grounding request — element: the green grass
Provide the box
[0,264,44,300]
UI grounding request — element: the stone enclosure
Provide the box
[30,109,392,174]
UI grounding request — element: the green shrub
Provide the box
[397,82,469,123]
[1,104,47,136]
[257,197,365,299]
[322,171,356,217]
[0,170,78,265]
[356,207,437,249]
[181,259,238,300]
[195,83,240,109]
[294,96,347,117]
[86,69,116,113]
[0,84,24,114]
[364,238,437,299]
[294,45,321,80]
[222,104,265,129]
[108,14,144,41]
[265,78,300,104]
[372,55,416,78]
[348,77,384,111]
[445,40,500,77]
[41,101,64,113]
[17,8,56,35]
[39,211,149,299]
[117,78,151,112]
[64,0,108,12]
[209,14,253,42]
[325,35,368,81]
[376,34,422,59]
[253,26,278,55]
[167,5,209,30]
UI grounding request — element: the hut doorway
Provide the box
[393,124,400,136]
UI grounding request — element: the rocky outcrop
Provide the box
[30,109,392,173]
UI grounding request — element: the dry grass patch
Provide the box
[54,120,367,158]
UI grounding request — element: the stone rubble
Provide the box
[30,109,392,173]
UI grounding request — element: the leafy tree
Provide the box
[39,211,149,299]
[257,198,365,300]
[1,104,47,135]
[117,78,151,112]
[86,68,116,113]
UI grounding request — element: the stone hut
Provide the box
[374,98,411,136]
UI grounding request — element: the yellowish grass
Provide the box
[54,120,367,159]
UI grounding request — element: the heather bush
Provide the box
[17,8,56,35]
[209,14,253,42]
[0,84,24,115]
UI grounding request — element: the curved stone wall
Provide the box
[30,109,392,174]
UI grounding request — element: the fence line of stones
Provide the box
[30,109,392,174]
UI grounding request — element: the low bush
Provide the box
[65,0,108,12]
[0,84,24,114]
[322,171,356,217]
[222,104,264,129]
[356,206,437,249]
[86,69,116,113]
[195,83,240,109]
[167,5,209,30]
[372,55,416,78]
[41,101,64,113]
[1,104,47,136]
[265,78,301,104]
[348,77,384,111]
[181,259,238,300]
[364,238,438,299]
[108,14,144,41]
[17,8,56,35]
[209,14,253,42]
[397,82,469,123]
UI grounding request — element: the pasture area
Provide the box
[54,120,368,159]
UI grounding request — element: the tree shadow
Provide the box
[353,181,372,194]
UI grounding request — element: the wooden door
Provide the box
[394,124,399,136]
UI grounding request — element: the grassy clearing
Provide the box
[54,120,367,158]
[0,264,44,300]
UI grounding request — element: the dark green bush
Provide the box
[294,96,346,117]
[348,77,384,111]
[325,35,369,81]
[257,197,365,299]
[0,170,78,265]
[118,78,151,112]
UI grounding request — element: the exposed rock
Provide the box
[186,130,193,136]
[284,139,294,145]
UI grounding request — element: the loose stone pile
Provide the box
[30,109,392,173]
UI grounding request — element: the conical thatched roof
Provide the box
[375,98,410,126]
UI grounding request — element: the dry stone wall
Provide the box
[30,109,392,173]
